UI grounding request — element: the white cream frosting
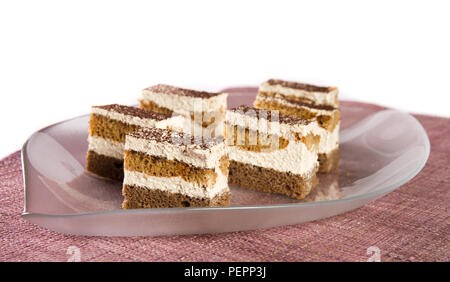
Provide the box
[123,168,229,199]
[159,115,187,130]
[226,110,322,140]
[259,82,338,107]
[141,90,228,116]
[125,135,226,169]
[227,140,318,176]
[88,136,124,159]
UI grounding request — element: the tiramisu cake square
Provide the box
[86,104,181,181]
[225,106,321,199]
[255,79,340,173]
[139,84,228,138]
[122,127,230,209]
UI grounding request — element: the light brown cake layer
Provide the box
[140,100,174,115]
[86,150,124,181]
[318,147,340,174]
[124,150,229,186]
[225,124,320,152]
[228,161,318,199]
[254,97,340,132]
[219,155,230,176]
[295,132,321,151]
[89,114,142,143]
[190,112,221,127]
[224,124,290,152]
[122,184,231,209]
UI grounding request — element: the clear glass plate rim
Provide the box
[20,105,431,218]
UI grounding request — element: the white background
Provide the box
[0,0,449,159]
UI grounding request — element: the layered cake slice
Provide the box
[140,84,228,138]
[225,106,321,199]
[255,79,340,173]
[86,104,182,181]
[122,127,230,209]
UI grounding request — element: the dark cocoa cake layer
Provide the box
[122,185,231,209]
[228,161,318,200]
[86,150,124,181]
[318,147,340,174]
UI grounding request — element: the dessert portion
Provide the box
[86,104,182,181]
[225,106,321,199]
[122,127,230,209]
[255,79,340,173]
[140,84,228,138]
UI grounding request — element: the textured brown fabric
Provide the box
[0,101,449,261]
[228,160,318,199]
[122,185,231,209]
[86,150,124,181]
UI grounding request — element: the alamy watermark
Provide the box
[366,246,381,262]
[170,101,281,150]
[66,246,81,262]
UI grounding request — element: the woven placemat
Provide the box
[1,101,448,262]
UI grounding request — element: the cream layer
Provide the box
[123,168,229,199]
[140,90,228,116]
[227,139,318,176]
[88,136,124,159]
[259,82,338,107]
[125,135,226,169]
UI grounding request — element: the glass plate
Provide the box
[21,87,430,236]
